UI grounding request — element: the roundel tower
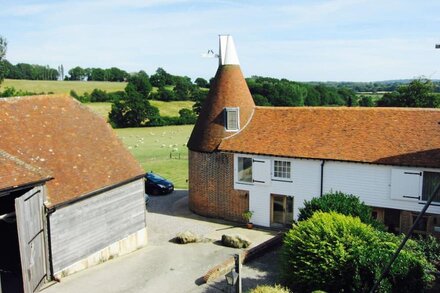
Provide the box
[187,35,255,221]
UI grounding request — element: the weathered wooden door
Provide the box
[15,187,47,293]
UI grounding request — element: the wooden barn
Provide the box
[0,95,147,293]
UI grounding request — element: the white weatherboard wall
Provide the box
[322,161,440,214]
[49,178,146,274]
[234,154,321,227]
[234,153,440,228]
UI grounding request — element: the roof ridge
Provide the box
[0,149,52,179]
[254,106,440,112]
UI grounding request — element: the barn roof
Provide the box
[0,150,52,192]
[0,95,144,206]
[218,106,440,168]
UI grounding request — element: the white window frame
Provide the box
[421,171,440,203]
[272,160,292,181]
[224,107,240,131]
[237,157,252,183]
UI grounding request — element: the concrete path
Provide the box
[42,190,279,293]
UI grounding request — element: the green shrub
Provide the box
[281,212,434,293]
[298,191,383,229]
[249,284,290,293]
[416,235,440,266]
[90,88,109,102]
[70,89,90,103]
[0,86,42,97]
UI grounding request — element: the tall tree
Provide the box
[109,83,159,128]
[194,77,208,88]
[377,78,439,108]
[68,66,86,80]
[150,67,173,87]
[127,71,152,99]
[0,35,7,84]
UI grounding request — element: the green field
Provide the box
[1,79,127,95]
[115,125,193,189]
[86,101,194,119]
[2,79,195,189]
[356,92,386,102]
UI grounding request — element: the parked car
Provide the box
[144,172,174,195]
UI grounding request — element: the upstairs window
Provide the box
[422,171,440,202]
[225,107,239,131]
[273,160,291,180]
[238,157,252,182]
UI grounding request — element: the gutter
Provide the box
[48,174,145,209]
[0,177,53,197]
[320,160,326,197]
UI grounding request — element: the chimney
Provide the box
[219,35,240,66]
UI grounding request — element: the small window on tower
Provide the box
[224,107,239,131]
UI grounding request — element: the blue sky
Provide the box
[1,0,440,81]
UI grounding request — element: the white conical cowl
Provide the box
[219,35,240,66]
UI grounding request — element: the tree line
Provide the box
[310,79,440,93]
[245,76,439,108]
[246,76,358,107]
[107,71,197,128]
[1,34,439,114]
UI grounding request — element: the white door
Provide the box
[15,187,47,293]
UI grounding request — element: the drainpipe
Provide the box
[320,160,326,197]
[45,206,60,283]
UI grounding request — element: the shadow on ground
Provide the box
[147,189,246,227]
[199,247,282,293]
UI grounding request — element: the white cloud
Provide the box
[2,0,440,81]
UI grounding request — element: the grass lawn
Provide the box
[115,125,194,189]
[151,100,195,116]
[85,100,194,119]
[1,79,127,95]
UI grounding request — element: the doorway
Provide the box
[271,194,294,228]
[0,186,47,293]
[0,188,31,293]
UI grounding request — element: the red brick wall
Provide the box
[188,150,248,222]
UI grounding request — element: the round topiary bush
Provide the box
[280,211,434,293]
[298,191,383,229]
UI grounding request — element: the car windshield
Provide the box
[147,173,166,183]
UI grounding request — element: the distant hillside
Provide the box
[304,79,440,93]
[0,79,127,95]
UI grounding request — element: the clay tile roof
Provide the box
[188,65,255,152]
[219,106,440,168]
[0,150,52,192]
[0,95,144,206]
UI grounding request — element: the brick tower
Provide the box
[187,35,255,221]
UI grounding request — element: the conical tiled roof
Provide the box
[188,36,255,152]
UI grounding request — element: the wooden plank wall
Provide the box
[49,179,145,273]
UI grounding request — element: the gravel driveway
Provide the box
[42,190,279,293]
